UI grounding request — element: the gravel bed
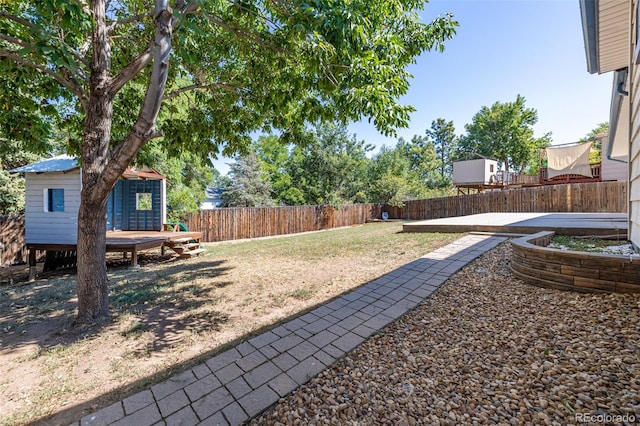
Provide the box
[252,242,640,425]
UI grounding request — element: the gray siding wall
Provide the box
[631,0,640,248]
[24,171,81,244]
[601,137,629,182]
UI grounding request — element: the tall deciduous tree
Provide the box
[395,135,439,184]
[0,1,456,323]
[254,135,302,204]
[457,95,551,172]
[286,124,372,205]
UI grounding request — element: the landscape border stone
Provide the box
[510,230,640,293]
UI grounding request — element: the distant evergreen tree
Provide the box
[221,151,275,207]
[426,118,457,183]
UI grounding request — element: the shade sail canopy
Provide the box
[546,142,593,179]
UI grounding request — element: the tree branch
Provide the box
[174,1,200,15]
[0,11,37,30]
[221,0,284,31]
[106,11,153,33]
[108,44,154,96]
[163,82,243,100]
[0,33,32,48]
[0,49,89,111]
[1,29,90,76]
[205,14,292,56]
[106,2,202,97]
[104,1,174,189]
[58,40,91,68]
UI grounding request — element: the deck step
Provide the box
[169,242,200,253]
[178,248,205,258]
[167,237,194,244]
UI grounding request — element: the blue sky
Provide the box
[214,0,612,175]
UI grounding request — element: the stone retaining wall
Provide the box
[510,231,640,293]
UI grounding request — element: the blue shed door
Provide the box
[122,180,162,231]
[106,180,124,231]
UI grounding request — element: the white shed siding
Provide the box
[24,171,81,244]
[453,159,497,185]
[630,0,640,249]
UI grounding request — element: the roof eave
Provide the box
[580,0,599,74]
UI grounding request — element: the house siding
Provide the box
[598,0,631,73]
[601,136,629,181]
[630,0,640,248]
[24,170,81,244]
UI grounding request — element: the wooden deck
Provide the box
[105,230,202,252]
[27,230,203,280]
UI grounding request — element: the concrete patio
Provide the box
[402,212,627,236]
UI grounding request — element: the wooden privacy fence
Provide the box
[0,182,628,264]
[0,216,25,265]
[384,182,627,220]
[183,203,384,242]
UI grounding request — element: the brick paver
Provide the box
[75,235,505,425]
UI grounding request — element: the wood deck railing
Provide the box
[539,162,602,185]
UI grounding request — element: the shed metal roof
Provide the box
[9,154,79,173]
[10,155,167,180]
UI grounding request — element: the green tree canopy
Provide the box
[0,138,46,215]
[580,122,609,163]
[287,124,372,206]
[457,95,551,173]
[0,0,457,323]
[254,135,303,205]
[367,137,452,206]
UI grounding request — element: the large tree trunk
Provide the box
[75,0,114,324]
[74,0,176,324]
[76,90,115,323]
[76,196,109,322]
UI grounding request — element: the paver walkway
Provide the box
[75,234,506,426]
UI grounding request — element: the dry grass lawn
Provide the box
[0,222,458,425]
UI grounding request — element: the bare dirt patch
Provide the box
[0,223,458,425]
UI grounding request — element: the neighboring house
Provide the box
[597,132,628,182]
[10,155,167,245]
[200,187,224,210]
[580,0,639,249]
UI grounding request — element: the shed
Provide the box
[453,159,498,186]
[10,155,167,245]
